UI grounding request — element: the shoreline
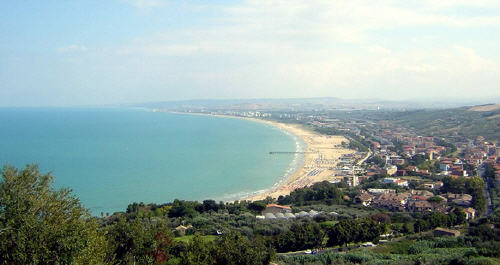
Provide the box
[163,110,356,202]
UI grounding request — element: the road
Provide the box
[356,148,372,166]
[478,164,494,216]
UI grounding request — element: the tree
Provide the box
[168,199,199,218]
[179,234,273,265]
[201,199,219,212]
[414,219,429,233]
[248,201,267,213]
[326,219,385,247]
[0,164,107,265]
[274,221,323,252]
[179,235,215,265]
[427,196,444,203]
[371,213,391,224]
[213,233,273,265]
[106,217,172,264]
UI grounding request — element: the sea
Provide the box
[0,107,304,215]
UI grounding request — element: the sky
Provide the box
[1,0,500,106]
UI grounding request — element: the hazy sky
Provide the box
[1,0,500,106]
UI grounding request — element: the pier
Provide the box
[269,151,317,154]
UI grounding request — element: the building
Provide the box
[445,193,473,207]
[174,225,193,236]
[368,188,396,194]
[383,177,409,187]
[262,204,292,215]
[407,200,433,212]
[372,193,408,211]
[355,192,375,206]
[464,207,476,220]
[384,165,398,176]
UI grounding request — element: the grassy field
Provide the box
[172,235,217,243]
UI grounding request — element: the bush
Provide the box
[408,240,434,254]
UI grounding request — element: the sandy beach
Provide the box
[246,119,355,201]
[163,110,356,201]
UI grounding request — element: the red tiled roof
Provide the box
[266,204,291,210]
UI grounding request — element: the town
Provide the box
[172,107,499,222]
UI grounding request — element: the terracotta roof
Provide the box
[266,204,291,210]
[464,207,475,214]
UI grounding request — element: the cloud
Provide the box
[57,0,500,101]
[57,45,88,53]
[113,0,500,57]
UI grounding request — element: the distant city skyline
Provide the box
[1,0,500,107]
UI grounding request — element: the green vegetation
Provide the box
[385,107,500,142]
[277,181,345,206]
[1,164,499,265]
[326,218,386,247]
[172,235,217,243]
[442,176,487,214]
[484,163,500,213]
[0,164,107,264]
[277,234,500,265]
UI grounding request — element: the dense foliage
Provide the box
[277,181,345,206]
[1,164,499,265]
[442,176,486,214]
[326,218,386,247]
[0,165,107,265]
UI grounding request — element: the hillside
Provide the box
[468,104,500,112]
[386,104,500,142]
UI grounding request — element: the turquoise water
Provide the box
[0,108,300,215]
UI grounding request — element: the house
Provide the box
[372,193,408,211]
[445,193,473,207]
[368,188,396,194]
[407,200,433,212]
[406,166,418,172]
[396,170,407,177]
[440,163,451,172]
[355,192,375,206]
[464,207,476,220]
[422,183,437,189]
[384,165,398,176]
[384,177,408,187]
[433,227,461,237]
[395,179,409,187]
[445,193,473,201]
[174,224,193,236]
[434,181,444,189]
[410,190,434,198]
[422,181,443,190]
[262,204,292,215]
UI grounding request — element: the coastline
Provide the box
[163,110,355,201]
[244,119,355,201]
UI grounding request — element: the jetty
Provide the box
[269,151,317,154]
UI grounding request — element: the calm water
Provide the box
[0,108,301,215]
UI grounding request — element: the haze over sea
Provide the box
[0,108,301,215]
